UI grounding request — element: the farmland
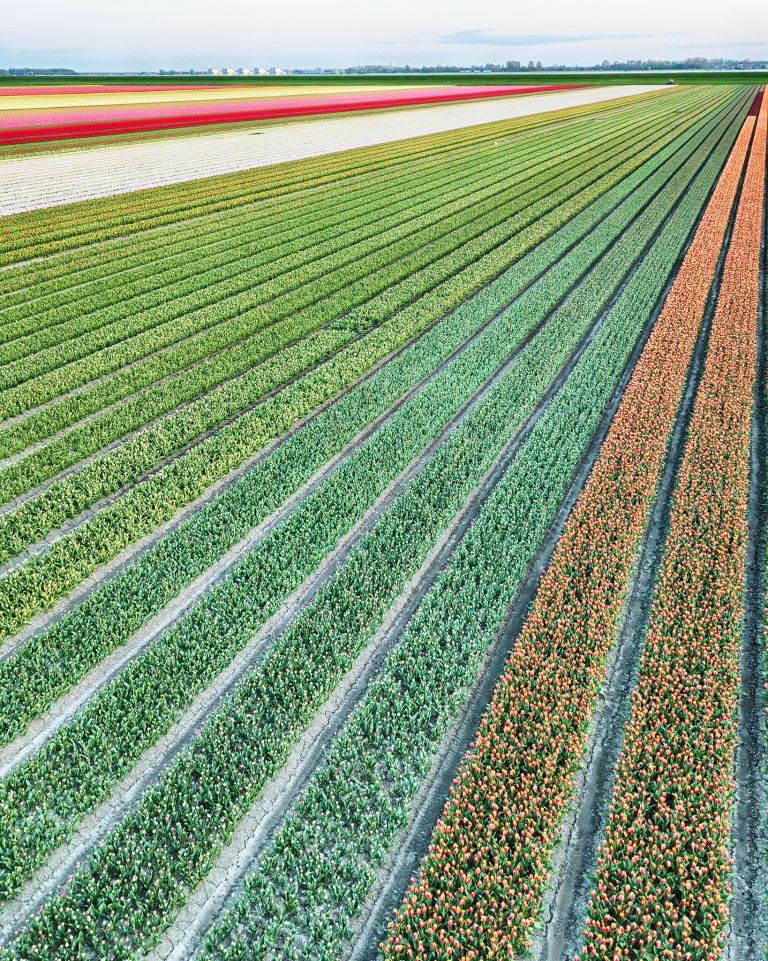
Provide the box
[0,83,587,146]
[0,77,765,961]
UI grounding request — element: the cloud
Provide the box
[437,29,668,47]
[374,38,424,46]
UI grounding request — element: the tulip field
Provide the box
[0,82,581,146]
[0,79,766,961]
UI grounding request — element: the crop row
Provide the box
[0,95,692,421]
[0,90,673,338]
[0,88,668,267]
[0,96,749,961]
[0,113,551,308]
[196,104,739,961]
[0,90,707,465]
[0,116,566,365]
[0,91,744,751]
[0,204,651,904]
[0,85,583,145]
[0,143,573,403]
[1,97,727,770]
[0,90,711,304]
[580,93,765,961]
[0,142,562,430]
[0,86,733,576]
[0,88,704,333]
[0,142,529,354]
[0,102,668,461]
[381,108,755,961]
[0,97,739,643]
[0,118,527,265]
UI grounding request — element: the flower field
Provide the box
[0,78,765,961]
[0,82,581,145]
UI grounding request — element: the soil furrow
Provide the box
[728,102,768,961]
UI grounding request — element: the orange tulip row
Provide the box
[379,107,758,961]
[582,91,766,960]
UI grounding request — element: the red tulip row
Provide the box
[580,90,766,961]
[0,85,581,145]
[379,107,757,961]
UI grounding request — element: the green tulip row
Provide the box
[0,84,744,961]
[0,88,672,268]
[0,119,546,311]
[0,86,746,929]
[0,120,577,323]
[0,91,742,647]
[0,86,730,565]
[0,94,689,421]
[0,123,561,372]
[4,85,734,717]
[0,92,706,476]
[0,104,668,466]
[0,196,663,898]
[0,92,735,841]
[0,90,732,742]
[1,91,673,341]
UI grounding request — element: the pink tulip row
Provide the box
[582,90,766,961]
[379,100,758,961]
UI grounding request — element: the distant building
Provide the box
[209,68,222,76]
[223,67,236,76]
[256,67,270,76]
[238,67,252,75]
[273,67,287,76]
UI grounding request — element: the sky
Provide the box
[2,0,767,71]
